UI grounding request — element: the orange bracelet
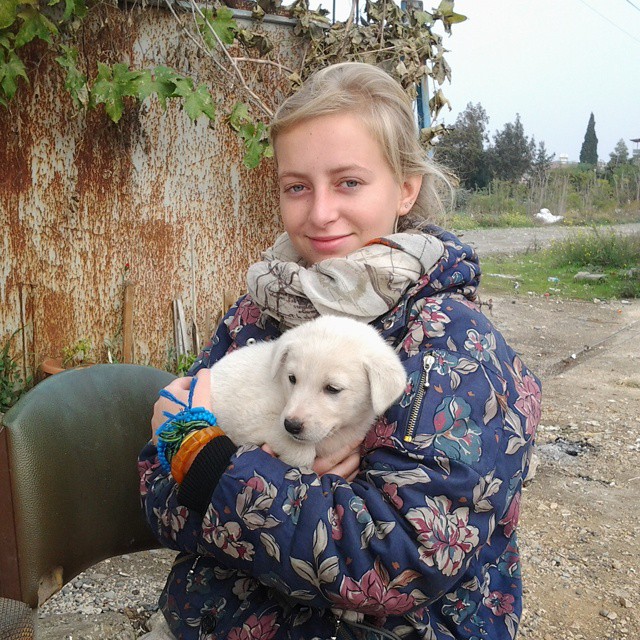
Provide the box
[171,426,225,484]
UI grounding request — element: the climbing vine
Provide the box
[0,0,465,167]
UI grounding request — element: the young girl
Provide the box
[139,62,541,640]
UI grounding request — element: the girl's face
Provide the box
[274,113,422,265]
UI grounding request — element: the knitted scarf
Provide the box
[246,231,445,328]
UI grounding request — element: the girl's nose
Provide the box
[308,189,339,227]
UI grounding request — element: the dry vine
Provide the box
[1,0,465,165]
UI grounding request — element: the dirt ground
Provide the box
[486,292,640,640]
[469,223,640,640]
[38,224,640,639]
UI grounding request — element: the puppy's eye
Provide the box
[325,384,342,395]
[288,374,296,385]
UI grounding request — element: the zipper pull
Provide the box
[331,616,342,640]
[404,352,436,443]
[423,353,436,388]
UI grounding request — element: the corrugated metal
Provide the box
[0,6,298,379]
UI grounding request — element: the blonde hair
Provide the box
[270,62,452,229]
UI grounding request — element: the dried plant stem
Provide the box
[233,57,293,73]
[187,0,274,117]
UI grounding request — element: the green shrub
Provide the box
[1,329,32,413]
[452,210,531,230]
[550,230,640,270]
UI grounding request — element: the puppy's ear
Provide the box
[270,335,291,380]
[365,350,407,416]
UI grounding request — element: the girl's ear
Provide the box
[398,174,423,217]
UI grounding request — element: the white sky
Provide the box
[314,0,640,163]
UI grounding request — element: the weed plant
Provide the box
[451,211,531,230]
[1,329,32,412]
[549,230,640,270]
[480,232,640,301]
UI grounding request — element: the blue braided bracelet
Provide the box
[155,377,218,473]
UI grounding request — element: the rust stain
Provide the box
[1,7,296,377]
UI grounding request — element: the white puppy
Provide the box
[209,315,407,468]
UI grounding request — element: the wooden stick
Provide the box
[123,283,134,363]
[190,238,200,354]
[173,300,181,368]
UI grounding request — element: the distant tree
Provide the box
[489,114,535,182]
[531,139,555,177]
[608,138,629,168]
[528,139,556,212]
[579,112,598,165]
[434,102,491,189]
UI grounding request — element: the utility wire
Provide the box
[623,0,640,14]
[576,0,640,45]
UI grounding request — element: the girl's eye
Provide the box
[286,184,305,194]
[288,374,296,384]
[325,384,342,395]
[342,179,359,188]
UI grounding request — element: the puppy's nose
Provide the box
[284,418,304,435]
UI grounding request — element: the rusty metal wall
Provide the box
[0,6,299,378]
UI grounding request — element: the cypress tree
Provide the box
[579,112,598,165]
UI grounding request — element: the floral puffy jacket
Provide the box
[138,228,541,640]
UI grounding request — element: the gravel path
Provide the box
[458,222,640,257]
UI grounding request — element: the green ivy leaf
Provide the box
[237,120,269,168]
[55,44,88,107]
[243,139,267,168]
[91,62,144,123]
[62,0,87,22]
[128,68,154,101]
[14,6,58,47]
[196,7,237,49]
[168,74,195,100]
[47,0,86,19]
[0,33,14,50]
[228,108,270,167]
[211,6,237,45]
[228,101,251,130]
[151,66,185,108]
[0,48,28,101]
[0,0,19,30]
[182,82,216,121]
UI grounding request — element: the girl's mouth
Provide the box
[308,235,351,253]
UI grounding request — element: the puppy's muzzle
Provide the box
[284,418,304,437]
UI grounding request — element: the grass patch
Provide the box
[450,211,532,230]
[480,231,640,301]
[549,229,640,270]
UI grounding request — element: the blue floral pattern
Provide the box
[139,227,541,640]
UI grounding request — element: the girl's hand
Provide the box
[151,370,212,443]
[313,439,363,481]
[261,441,362,481]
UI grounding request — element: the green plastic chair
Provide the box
[0,364,175,639]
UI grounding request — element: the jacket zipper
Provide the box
[404,352,435,443]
